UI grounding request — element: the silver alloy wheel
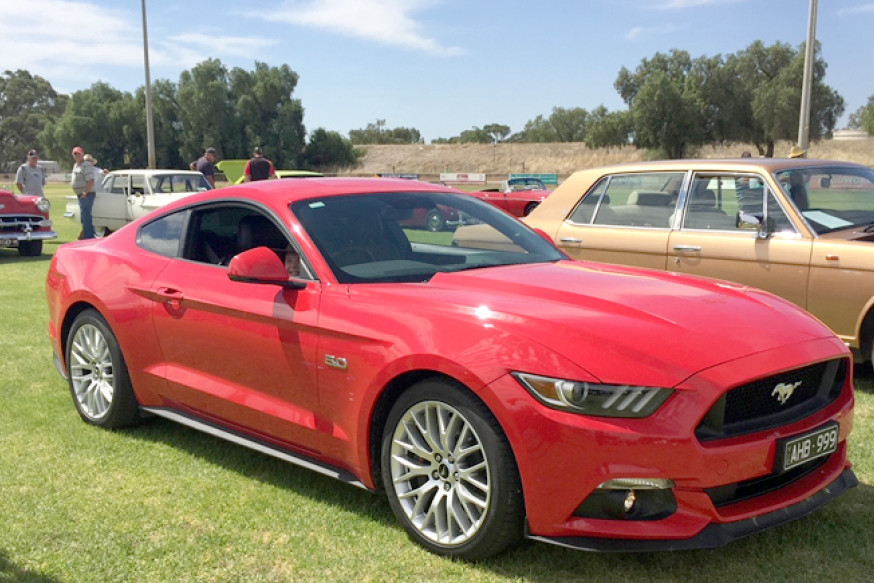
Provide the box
[389,400,491,546]
[69,323,115,420]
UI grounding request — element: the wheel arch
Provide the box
[367,369,524,502]
[859,304,874,366]
[59,301,106,370]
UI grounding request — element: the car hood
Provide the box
[361,260,837,387]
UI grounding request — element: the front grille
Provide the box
[0,215,43,233]
[705,455,828,508]
[696,358,847,441]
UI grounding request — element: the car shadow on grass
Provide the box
[117,413,874,581]
[0,550,63,583]
[0,250,53,264]
[118,416,395,526]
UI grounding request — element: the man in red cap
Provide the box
[71,146,98,238]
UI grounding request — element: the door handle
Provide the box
[672,245,702,253]
[559,237,583,246]
[156,287,184,310]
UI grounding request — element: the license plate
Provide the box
[0,238,15,246]
[775,422,839,473]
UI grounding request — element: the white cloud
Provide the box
[625,24,680,40]
[272,0,463,56]
[652,0,745,9]
[0,1,278,91]
[838,4,874,16]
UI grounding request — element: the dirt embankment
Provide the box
[350,139,874,182]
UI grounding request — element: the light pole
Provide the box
[796,0,818,157]
[141,0,156,169]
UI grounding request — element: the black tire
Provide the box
[17,240,42,256]
[425,209,445,232]
[66,309,139,428]
[381,379,524,560]
[523,202,539,216]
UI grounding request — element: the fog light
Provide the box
[623,489,636,512]
[574,478,677,521]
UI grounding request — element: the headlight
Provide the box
[513,372,673,418]
[36,197,51,213]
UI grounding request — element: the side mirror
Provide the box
[228,246,305,289]
[737,212,774,240]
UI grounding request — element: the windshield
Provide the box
[292,191,564,283]
[148,173,213,193]
[774,165,874,235]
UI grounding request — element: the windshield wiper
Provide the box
[862,223,874,233]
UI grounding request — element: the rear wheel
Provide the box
[381,379,524,560]
[66,309,139,428]
[17,240,42,256]
[523,202,539,216]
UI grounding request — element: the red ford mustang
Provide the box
[46,178,856,559]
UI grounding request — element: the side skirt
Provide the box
[141,406,370,491]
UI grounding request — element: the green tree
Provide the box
[482,123,511,143]
[229,62,306,168]
[514,108,586,142]
[615,50,705,158]
[177,59,234,162]
[138,79,185,169]
[0,69,67,171]
[849,95,874,136]
[303,128,359,170]
[585,106,632,149]
[458,126,492,143]
[725,41,843,156]
[40,82,137,169]
[349,119,422,144]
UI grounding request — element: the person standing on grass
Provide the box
[15,149,47,196]
[70,146,97,239]
[190,147,218,187]
[243,146,277,182]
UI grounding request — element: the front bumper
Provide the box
[0,228,58,245]
[484,336,855,547]
[530,468,857,551]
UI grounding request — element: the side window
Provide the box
[684,174,794,233]
[683,175,736,230]
[183,205,310,277]
[138,211,185,257]
[590,172,684,228]
[131,175,146,195]
[567,177,608,224]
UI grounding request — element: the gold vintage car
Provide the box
[523,158,874,368]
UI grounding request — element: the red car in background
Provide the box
[470,177,552,216]
[0,188,56,256]
[46,177,856,559]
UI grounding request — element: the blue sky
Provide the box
[1,0,872,142]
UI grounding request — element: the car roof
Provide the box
[106,169,205,176]
[567,158,866,176]
[156,177,466,213]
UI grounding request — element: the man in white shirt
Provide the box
[15,149,47,195]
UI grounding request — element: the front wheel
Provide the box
[381,379,524,560]
[523,202,539,216]
[66,309,139,428]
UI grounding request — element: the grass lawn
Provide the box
[1,184,873,582]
